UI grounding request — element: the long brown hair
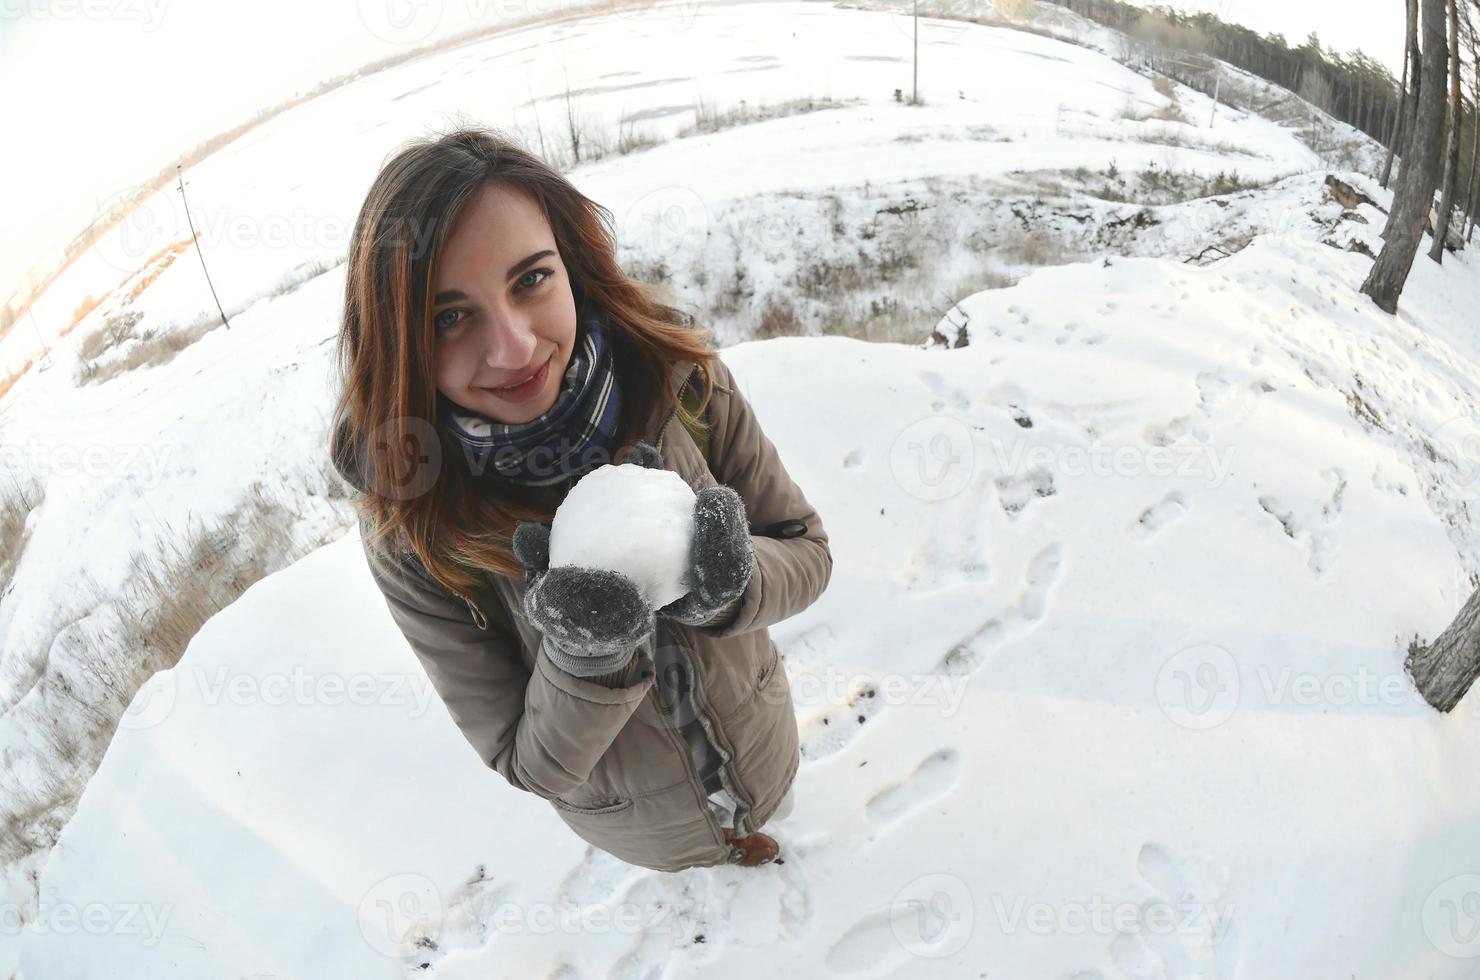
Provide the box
[331,125,720,595]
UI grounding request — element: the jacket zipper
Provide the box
[454,588,488,630]
[451,367,752,856]
[649,371,761,841]
[682,631,758,837]
[646,624,732,854]
[653,371,690,456]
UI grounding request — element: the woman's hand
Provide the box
[657,482,755,627]
[513,520,655,678]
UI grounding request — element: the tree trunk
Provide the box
[1363,0,1450,313]
[1382,0,1420,189]
[1428,0,1462,262]
[1463,0,1480,241]
[1408,586,1480,712]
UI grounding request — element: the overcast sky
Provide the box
[0,0,1407,309]
[1146,0,1404,72]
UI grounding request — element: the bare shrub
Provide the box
[756,293,806,339]
[0,471,43,595]
[996,233,1080,267]
[613,116,660,155]
[680,95,860,138]
[269,255,343,299]
[78,309,142,365]
[77,309,227,386]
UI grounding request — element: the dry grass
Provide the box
[65,292,104,337]
[994,233,1084,267]
[0,472,43,596]
[756,293,807,339]
[115,483,301,670]
[680,95,861,138]
[125,238,193,305]
[0,481,314,873]
[268,255,343,299]
[0,348,43,404]
[1119,76,1190,126]
[76,309,227,386]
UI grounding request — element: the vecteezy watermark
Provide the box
[1426,413,1480,504]
[489,897,681,936]
[989,892,1236,944]
[1153,642,1474,730]
[118,666,439,731]
[359,872,443,958]
[889,415,976,502]
[1156,643,1241,730]
[366,415,443,501]
[1423,873,1480,958]
[355,0,708,46]
[118,670,179,732]
[988,438,1237,490]
[455,436,619,484]
[1,437,173,490]
[0,900,173,945]
[788,667,972,719]
[193,666,440,716]
[620,185,711,268]
[891,873,974,958]
[356,0,444,44]
[0,0,169,29]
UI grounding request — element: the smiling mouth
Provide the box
[484,355,549,390]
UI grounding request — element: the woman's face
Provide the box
[430,182,577,424]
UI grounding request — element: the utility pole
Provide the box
[913,0,919,105]
[1210,60,1221,128]
[176,163,230,331]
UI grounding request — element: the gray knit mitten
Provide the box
[643,453,755,629]
[513,520,655,682]
[598,440,752,629]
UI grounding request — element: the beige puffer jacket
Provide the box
[333,353,833,871]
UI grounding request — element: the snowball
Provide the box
[548,463,696,609]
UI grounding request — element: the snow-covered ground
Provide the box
[5,1,1479,977]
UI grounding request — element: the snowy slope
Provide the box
[6,0,1480,977]
[20,185,1480,975]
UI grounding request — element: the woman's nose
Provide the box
[481,315,538,368]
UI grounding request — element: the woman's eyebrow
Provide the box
[433,249,557,305]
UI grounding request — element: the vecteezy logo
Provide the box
[1422,873,1480,958]
[1155,643,1240,730]
[117,669,178,731]
[358,872,443,958]
[368,416,442,501]
[620,185,710,268]
[1427,414,1480,504]
[889,415,975,501]
[890,873,974,958]
[357,0,444,45]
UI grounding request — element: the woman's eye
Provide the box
[517,268,552,292]
[434,309,464,333]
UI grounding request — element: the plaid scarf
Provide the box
[443,306,623,486]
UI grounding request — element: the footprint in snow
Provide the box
[402,864,511,975]
[1102,842,1237,979]
[934,542,1065,678]
[799,678,884,762]
[1133,492,1189,538]
[864,748,962,826]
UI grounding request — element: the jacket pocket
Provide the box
[551,795,634,815]
[756,645,781,688]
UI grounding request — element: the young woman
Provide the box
[329,126,832,871]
